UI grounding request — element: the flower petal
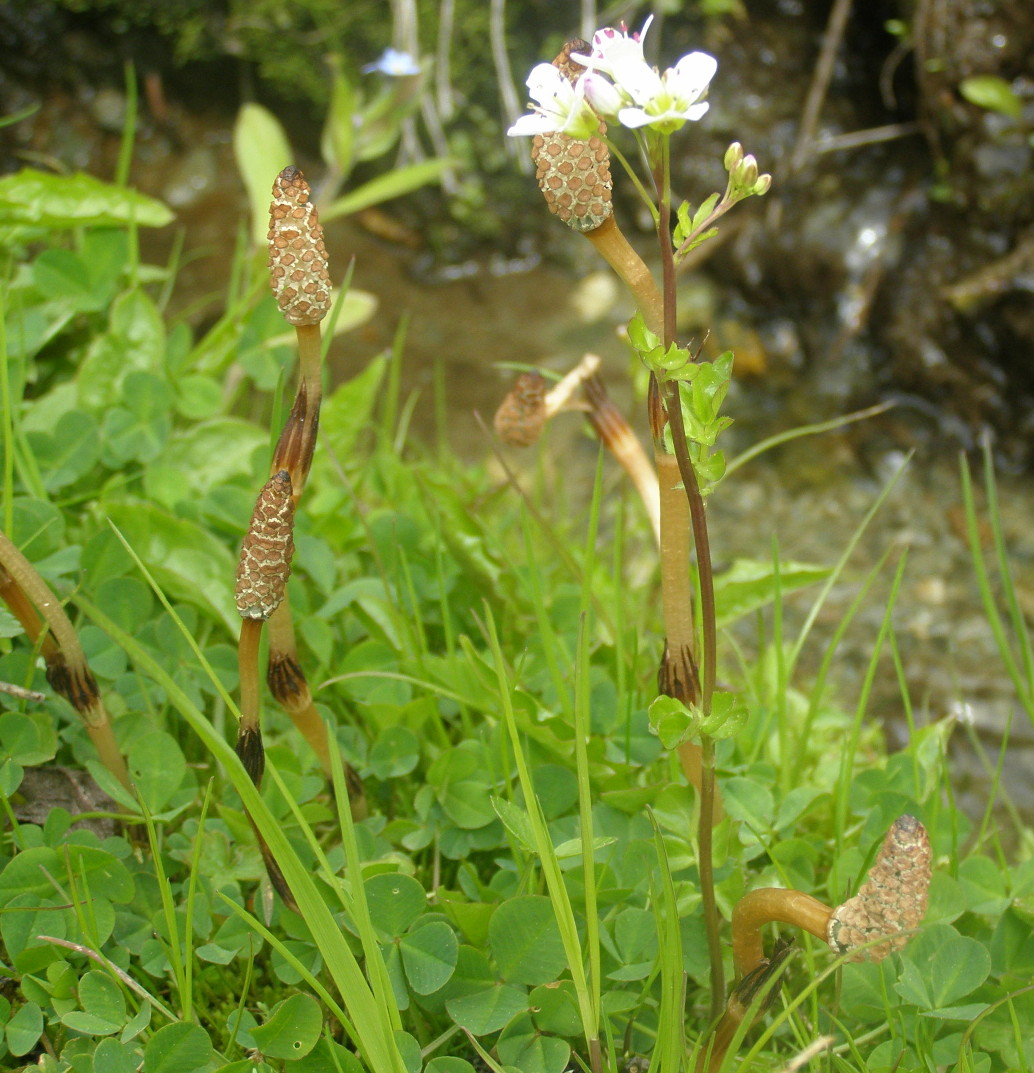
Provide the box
[507,113,554,137]
[668,51,718,98]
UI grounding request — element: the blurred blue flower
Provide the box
[362,48,421,77]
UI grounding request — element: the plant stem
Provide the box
[582,374,661,545]
[235,618,264,786]
[652,140,725,1018]
[731,888,833,976]
[584,216,664,337]
[0,536,132,792]
[266,594,367,819]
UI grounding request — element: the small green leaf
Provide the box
[142,1022,214,1073]
[723,777,774,831]
[425,1059,477,1073]
[100,370,173,465]
[488,896,566,986]
[318,356,388,464]
[367,726,420,779]
[92,1040,143,1073]
[491,802,534,849]
[958,855,1010,916]
[33,248,111,312]
[174,374,224,420]
[959,75,1022,118]
[529,981,582,1036]
[293,1038,362,1073]
[250,993,323,1060]
[497,1012,571,1073]
[714,559,830,627]
[323,159,453,221]
[128,731,188,813]
[0,168,173,228]
[26,410,101,491]
[5,1001,43,1056]
[365,873,427,937]
[445,984,528,1035]
[648,694,699,749]
[400,920,459,995]
[79,970,128,1028]
[294,1038,364,1073]
[0,710,57,767]
[895,923,991,1010]
[62,1010,123,1036]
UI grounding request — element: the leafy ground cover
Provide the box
[2,37,1034,1073]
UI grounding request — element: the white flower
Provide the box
[362,48,421,76]
[507,62,600,139]
[618,51,718,132]
[573,16,655,80]
[572,17,717,134]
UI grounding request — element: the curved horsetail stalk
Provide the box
[705,816,933,1070]
[0,530,132,793]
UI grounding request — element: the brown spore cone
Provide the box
[268,165,331,326]
[827,814,932,961]
[235,470,296,620]
[529,39,613,233]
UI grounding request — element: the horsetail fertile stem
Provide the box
[494,353,601,446]
[0,532,132,792]
[731,815,932,977]
[234,469,296,785]
[265,165,343,791]
[237,164,323,910]
[494,357,661,543]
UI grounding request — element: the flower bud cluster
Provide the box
[724,142,772,197]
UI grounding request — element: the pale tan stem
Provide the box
[0,537,132,792]
[731,888,833,977]
[582,375,660,545]
[265,597,328,771]
[266,595,367,820]
[654,453,720,814]
[295,323,323,402]
[542,353,599,417]
[657,454,696,648]
[237,619,263,739]
[584,216,664,337]
[236,619,265,786]
[0,533,81,655]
